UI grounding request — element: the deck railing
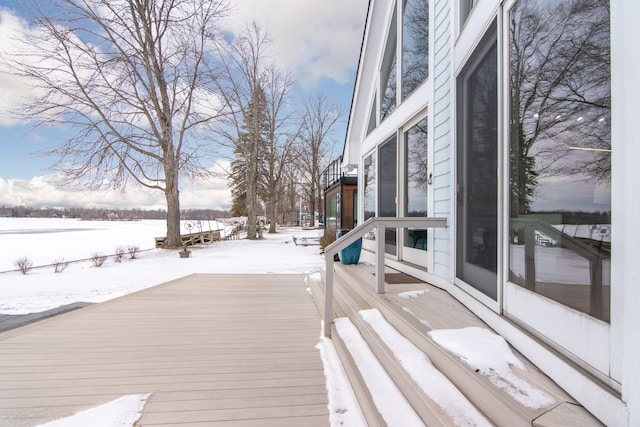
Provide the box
[323,216,447,337]
[510,217,608,319]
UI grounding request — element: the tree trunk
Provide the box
[268,200,277,233]
[308,187,316,228]
[245,142,258,239]
[246,179,257,239]
[164,164,182,248]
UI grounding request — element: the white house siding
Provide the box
[431,0,452,280]
[612,0,640,424]
[343,1,639,425]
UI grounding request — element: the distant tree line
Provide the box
[0,206,231,221]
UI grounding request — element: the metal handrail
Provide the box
[323,216,447,337]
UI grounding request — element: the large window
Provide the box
[405,118,428,250]
[508,0,611,322]
[402,0,429,100]
[374,0,429,127]
[380,6,398,122]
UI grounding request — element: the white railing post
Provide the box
[321,217,447,338]
[376,223,385,294]
[324,256,334,338]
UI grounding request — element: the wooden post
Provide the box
[376,224,385,294]
[324,256,334,338]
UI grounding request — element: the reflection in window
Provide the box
[405,118,428,250]
[402,0,429,100]
[381,6,397,121]
[509,0,611,322]
[363,153,377,225]
[326,192,340,231]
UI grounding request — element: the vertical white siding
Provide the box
[431,0,452,279]
[612,0,640,424]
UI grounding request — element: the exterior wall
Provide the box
[323,181,357,236]
[341,183,357,230]
[345,1,639,423]
[432,0,452,281]
[612,0,640,424]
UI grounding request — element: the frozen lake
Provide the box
[0,218,222,272]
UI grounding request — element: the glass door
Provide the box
[456,25,499,301]
[403,117,430,266]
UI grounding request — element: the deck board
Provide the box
[0,274,329,426]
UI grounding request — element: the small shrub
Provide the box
[319,231,336,249]
[114,246,126,263]
[52,258,68,273]
[14,257,33,275]
[91,252,107,267]
[127,245,140,259]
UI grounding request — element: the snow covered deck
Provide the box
[310,262,604,426]
[0,274,329,426]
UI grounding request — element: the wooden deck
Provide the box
[0,274,329,426]
[155,230,222,248]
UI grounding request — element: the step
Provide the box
[318,262,603,426]
[331,270,491,426]
[333,316,424,426]
[333,263,558,426]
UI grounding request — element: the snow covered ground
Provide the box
[0,218,323,314]
[0,218,553,426]
[0,219,334,426]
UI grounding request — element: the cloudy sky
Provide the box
[0,0,368,211]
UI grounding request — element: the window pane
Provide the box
[405,118,428,250]
[402,0,429,100]
[380,137,397,255]
[367,94,377,134]
[363,153,377,222]
[326,192,339,231]
[456,22,498,300]
[381,7,397,121]
[460,0,477,27]
[467,45,498,274]
[509,0,611,322]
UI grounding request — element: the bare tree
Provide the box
[215,21,295,237]
[258,65,296,233]
[5,0,228,248]
[215,22,268,239]
[294,93,341,228]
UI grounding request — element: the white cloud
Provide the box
[0,161,232,211]
[222,0,368,86]
[0,0,369,120]
[0,9,38,126]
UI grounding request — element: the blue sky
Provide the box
[0,0,368,210]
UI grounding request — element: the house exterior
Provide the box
[340,0,640,425]
[323,156,358,236]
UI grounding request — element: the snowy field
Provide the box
[0,217,214,272]
[0,218,324,314]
